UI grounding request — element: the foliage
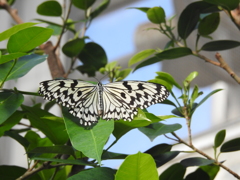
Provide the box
[0,0,240,180]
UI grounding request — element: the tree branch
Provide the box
[0,0,23,24]
[171,132,240,179]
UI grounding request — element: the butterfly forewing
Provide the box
[39,80,169,127]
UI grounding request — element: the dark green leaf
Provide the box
[44,100,56,111]
[147,7,165,24]
[7,27,53,53]
[77,42,107,77]
[201,40,240,51]
[62,107,114,164]
[4,130,29,148]
[32,157,94,166]
[185,168,210,180]
[0,165,41,180]
[180,157,214,167]
[67,167,115,180]
[0,52,27,64]
[159,163,186,180]
[0,111,24,137]
[155,47,192,59]
[154,151,180,167]
[102,151,128,160]
[22,105,69,145]
[134,56,161,72]
[129,49,156,66]
[202,0,239,10]
[0,22,38,42]
[72,0,96,10]
[47,24,62,35]
[171,108,184,117]
[28,145,75,157]
[0,92,24,124]
[0,54,47,83]
[138,122,182,141]
[198,13,220,36]
[37,1,62,16]
[200,165,220,180]
[62,38,85,57]
[90,0,110,19]
[145,143,172,156]
[115,152,158,180]
[221,137,240,152]
[214,129,226,148]
[178,1,218,39]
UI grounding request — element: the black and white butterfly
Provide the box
[39,80,169,126]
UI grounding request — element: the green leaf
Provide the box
[180,157,214,167]
[0,22,38,42]
[0,165,41,180]
[201,40,240,51]
[147,7,165,24]
[155,47,192,59]
[62,38,85,57]
[145,143,172,156]
[190,85,200,108]
[202,0,239,10]
[102,151,128,160]
[44,101,56,111]
[90,0,110,19]
[138,122,182,141]
[128,49,156,66]
[159,163,186,180]
[0,54,47,83]
[7,27,53,53]
[28,145,75,157]
[77,42,107,77]
[134,48,192,71]
[0,52,27,64]
[0,92,24,124]
[185,168,210,180]
[67,167,115,180]
[32,157,94,166]
[115,152,158,180]
[200,165,220,180]
[184,71,198,88]
[220,137,240,152]
[113,110,163,140]
[47,24,62,36]
[0,111,24,137]
[37,1,62,16]
[155,71,182,89]
[116,68,132,81]
[178,1,218,39]
[214,129,226,148]
[198,13,220,36]
[72,0,96,10]
[62,107,114,164]
[129,7,150,13]
[22,105,69,145]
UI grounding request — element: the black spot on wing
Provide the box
[121,92,126,99]
[123,81,132,90]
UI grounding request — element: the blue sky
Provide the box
[86,0,212,168]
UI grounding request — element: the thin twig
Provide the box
[171,132,240,179]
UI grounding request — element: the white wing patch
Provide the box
[39,80,169,126]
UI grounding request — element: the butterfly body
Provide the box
[39,80,169,126]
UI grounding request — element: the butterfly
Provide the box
[39,80,169,126]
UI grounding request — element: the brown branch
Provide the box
[171,132,240,179]
[0,0,23,24]
[215,53,240,84]
[40,42,65,79]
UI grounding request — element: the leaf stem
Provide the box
[0,59,17,88]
